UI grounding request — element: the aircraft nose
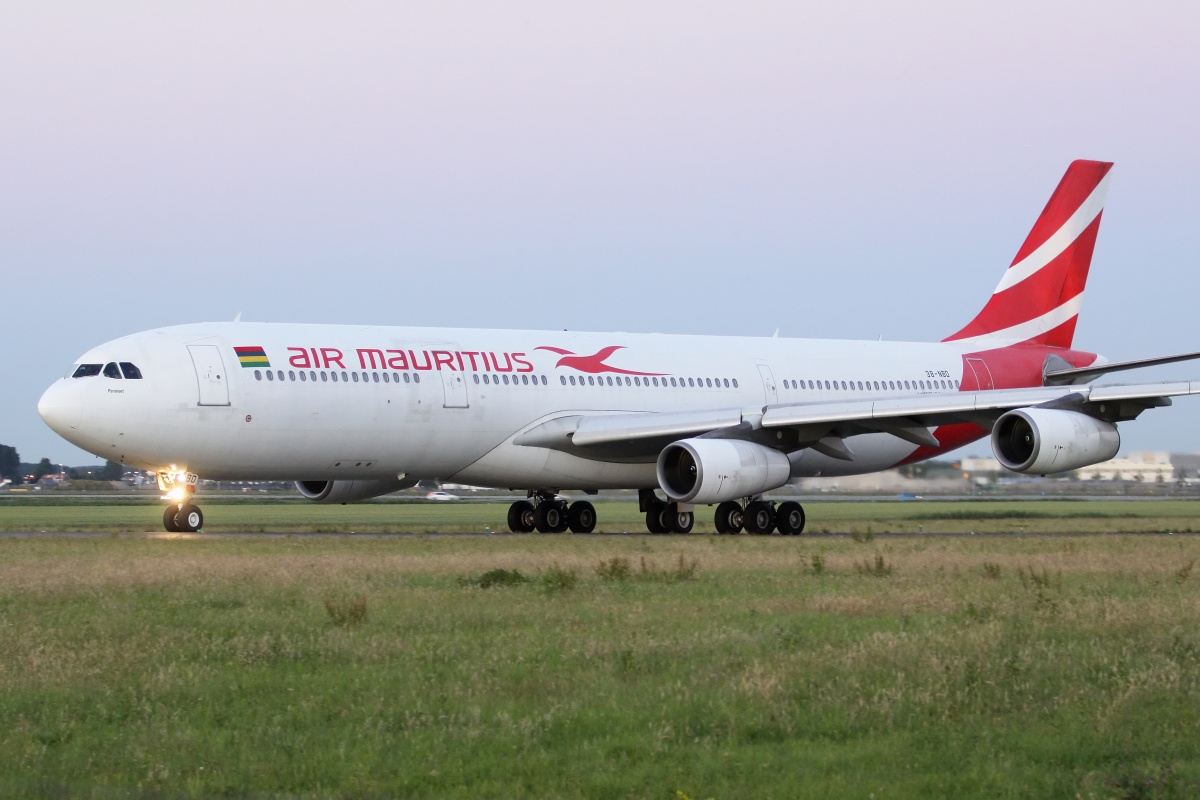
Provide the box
[38,379,83,438]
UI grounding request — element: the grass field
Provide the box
[2,532,1199,798]
[4,498,1200,534]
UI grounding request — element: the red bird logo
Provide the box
[534,346,666,376]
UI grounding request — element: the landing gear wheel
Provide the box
[668,505,694,534]
[551,500,570,533]
[534,500,565,533]
[714,501,744,534]
[174,504,203,533]
[743,501,775,535]
[567,501,597,533]
[775,501,806,536]
[507,500,536,533]
[163,506,181,532]
[646,502,669,534]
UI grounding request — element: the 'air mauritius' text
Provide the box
[286,347,534,373]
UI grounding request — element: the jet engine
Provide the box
[294,477,417,504]
[657,438,792,504]
[991,408,1119,474]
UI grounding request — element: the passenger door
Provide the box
[187,345,230,406]
[441,369,469,408]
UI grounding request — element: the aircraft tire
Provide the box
[743,501,775,535]
[714,501,744,534]
[567,501,597,533]
[550,500,570,533]
[670,508,694,534]
[534,501,564,533]
[175,504,203,533]
[163,506,181,533]
[645,502,669,534]
[507,500,536,533]
[775,501,806,536]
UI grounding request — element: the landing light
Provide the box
[167,487,186,502]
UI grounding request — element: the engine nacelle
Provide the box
[294,477,417,504]
[991,408,1119,474]
[657,438,792,504]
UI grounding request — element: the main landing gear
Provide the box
[507,491,598,533]
[641,489,695,534]
[714,498,806,536]
[159,470,204,533]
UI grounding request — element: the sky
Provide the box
[3,1,1199,466]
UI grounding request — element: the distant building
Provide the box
[1076,451,1175,482]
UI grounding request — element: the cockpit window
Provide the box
[119,362,143,379]
[103,362,122,379]
[72,364,102,378]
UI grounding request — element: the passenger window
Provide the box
[119,362,142,379]
[72,364,102,378]
[403,373,411,383]
[473,374,480,384]
[652,377,659,387]
[732,378,738,388]
[321,371,328,382]
[300,371,307,382]
[560,376,566,385]
[310,371,316,381]
[103,362,122,379]
[569,376,575,385]
[382,373,389,383]
[289,370,296,381]
[331,372,338,382]
[522,375,529,385]
[413,374,420,383]
[275,371,283,381]
[542,375,548,385]
[267,370,274,381]
[634,377,641,386]
[254,370,262,381]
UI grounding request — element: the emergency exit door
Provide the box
[757,364,779,404]
[188,345,230,406]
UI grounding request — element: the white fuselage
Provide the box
[39,322,984,489]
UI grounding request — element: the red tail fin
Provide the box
[944,160,1113,349]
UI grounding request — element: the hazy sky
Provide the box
[4,1,1199,466]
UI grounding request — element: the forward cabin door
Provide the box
[965,358,995,391]
[187,345,230,406]
[441,370,469,408]
[757,364,779,404]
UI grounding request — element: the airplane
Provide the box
[37,160,1200,534]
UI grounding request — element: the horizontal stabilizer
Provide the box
[1044,351,1200,385]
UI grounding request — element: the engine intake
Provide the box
[294,477,417,504]
[991,408,1119,474]
[657,438,791,504]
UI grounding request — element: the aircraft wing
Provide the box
[516,380,1200,461]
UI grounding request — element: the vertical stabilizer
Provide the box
[944,160,1113,349]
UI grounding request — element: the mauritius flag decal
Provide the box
[234,346,270,368]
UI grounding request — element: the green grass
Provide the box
[1,534,1200,798]
[4,498,1200,534]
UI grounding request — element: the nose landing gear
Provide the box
[158,471,203,532]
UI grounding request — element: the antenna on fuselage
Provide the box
[233,311,242,322]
